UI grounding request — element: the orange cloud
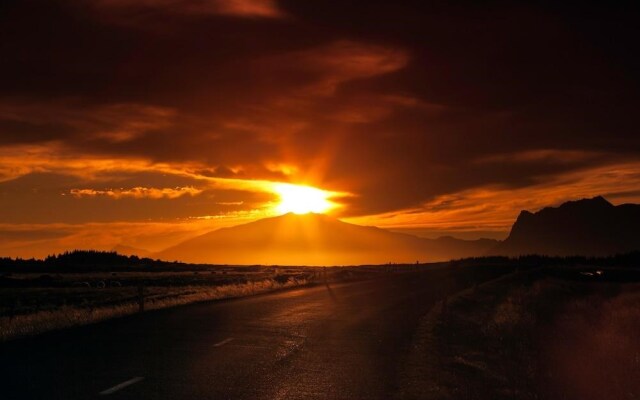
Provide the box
[327,94,444,124]
[94,0,284,18]
[214,0,284,18]
[346,161,640,233]
[0,143,282,193]
[69,186,203,199]
[475,149,607,165]
[264,40,409,96]
[0,99,175,143]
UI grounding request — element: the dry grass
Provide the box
[399,269,640,400]
[0,277,308,342]
[398,272,530,400]
[541,288,640,400]
[0,265,399,342]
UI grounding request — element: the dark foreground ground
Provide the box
[401,266,640,400]
[0,264,509,400]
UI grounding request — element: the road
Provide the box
[0,266,507,400]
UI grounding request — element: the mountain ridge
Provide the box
[493,196,640,256]
[156,212,496,266]
[152,196,640,265]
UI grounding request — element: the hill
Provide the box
[156,213,496,266]
[493,196,640,256]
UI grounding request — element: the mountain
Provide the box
[156,213,497,266]
[145,196,640,265]
[493,196,640,257]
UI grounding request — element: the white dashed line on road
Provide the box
[99,377,144,395]
[214,338,234,347]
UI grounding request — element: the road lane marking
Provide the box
[99,377,144,395]
[214,337,234,347]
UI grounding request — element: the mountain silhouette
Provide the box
[156,213,496,266]
[153,196,640,265]
[493,196,640,256]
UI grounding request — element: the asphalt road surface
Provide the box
[0,266,508,400]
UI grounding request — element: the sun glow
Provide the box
[274,183,337,215]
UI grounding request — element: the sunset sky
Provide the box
[1,1,639,257]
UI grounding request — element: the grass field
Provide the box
[399,266,640,400]
[0,263,414,341]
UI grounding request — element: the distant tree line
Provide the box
[448,252,640,269]
[0,250,193,273]
[1,250,639,273]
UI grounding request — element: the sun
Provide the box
[274,183,336,215]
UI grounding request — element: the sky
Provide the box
[1,0,640,257]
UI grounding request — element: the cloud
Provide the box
[69,186,203,199]
[0,99,176,145]
[0,142,284,193]
[474,149,608,165]
[93,0,285,18]
[262,40,409,96]
[213,0,284,18]
[346,161,640,232]
[0,170,279,224]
